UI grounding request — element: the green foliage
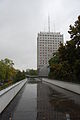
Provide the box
[0,61,6,82]
[58,43,67,62]
[26,69,37,76]
[2,58,14,67]
[0,80,13,90]
[49,52,59,66]
[73,60,80,81]
[0,58,16,83]
[0,58,26,90]
[14,70,26,83]
[49,15,80,83]
[68,15,80,44]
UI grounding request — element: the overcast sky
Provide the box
[0,0,80,70]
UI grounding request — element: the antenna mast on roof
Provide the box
[48,15,50,32]
[54,23,55,32]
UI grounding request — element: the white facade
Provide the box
[37,32,63,70]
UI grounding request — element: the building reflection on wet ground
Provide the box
[37,82,80,120]
[0,79,80,120]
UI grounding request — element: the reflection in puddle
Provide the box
[0,80,80,120]
[27,78,42,84]
[49,86,80,119]
[37,82,80,120]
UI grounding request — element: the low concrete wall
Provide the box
[42,78,80,95]
[0,79,27,113]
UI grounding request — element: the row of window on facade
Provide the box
[39,47,59,50]
[40,57,53,60]
[39,49,57,55]
[38,34,63,37]
[38,38,63,40]
[39,53,52,57]
[39,59,50,65]
[38,41,62,44]
[40,43,59,45]
[39,49,58,53]
[39,49,57,52]
[38,38,63,41]
[39,44,60,47]
[39,54,53,59]
[39,60,48,65]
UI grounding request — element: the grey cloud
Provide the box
[0,0,80,70]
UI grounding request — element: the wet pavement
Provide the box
[0,79,80,120]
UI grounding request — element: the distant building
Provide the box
[38,65,50,77]
[37,32,63,76]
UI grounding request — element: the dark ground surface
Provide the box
[0,79,80,120]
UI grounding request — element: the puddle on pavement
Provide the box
[0,79,80,120]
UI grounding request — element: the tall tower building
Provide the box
[37,32,63,73]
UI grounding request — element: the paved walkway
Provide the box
[42,78,80,94]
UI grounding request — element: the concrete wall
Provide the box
[42,78,80,95]
[38,65,50,77]
[0,79,27,113]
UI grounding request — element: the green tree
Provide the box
[14,70,26,83]
[73,60,80,81]
[49,15,80,82]
[26,69,37,76]
[49,52,59,66]
[2,58,14,67]
[0,58,16,83]
[3,58,15,81]
[68,15,80,45]
[68,15,80,81]
[0,61,6,82]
